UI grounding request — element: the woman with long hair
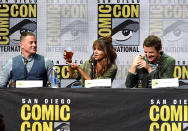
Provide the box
[64,36,117,87]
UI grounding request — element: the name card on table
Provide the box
[85,79,111,88]
[16,80,43,88]
[152,78,179,89]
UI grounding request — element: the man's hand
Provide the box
[137,59,152,73]
[137,58,147,69]
[132,54,143,68]
[129,54,142,74]
[129,54,152,74]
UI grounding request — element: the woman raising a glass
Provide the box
[64,36,118,87]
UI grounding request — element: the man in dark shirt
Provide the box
[126,35,176,88]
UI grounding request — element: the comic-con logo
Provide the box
[20,98,71,131]
[150,99,188,131]
[97,3,140,52]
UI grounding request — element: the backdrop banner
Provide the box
[0,0,188,88]
[1,88,188,131]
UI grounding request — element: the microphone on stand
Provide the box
[89,53,94,79]
[154,60,160,79]
[24,59,28,80]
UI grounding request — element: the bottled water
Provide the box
[51,66,60,88]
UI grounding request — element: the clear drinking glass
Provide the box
[64,47,73,62]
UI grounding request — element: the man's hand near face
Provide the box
[137,59,152,73]
[129,54,152,74]
[129,54,142,74]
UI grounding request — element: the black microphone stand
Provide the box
[89,54,94,79]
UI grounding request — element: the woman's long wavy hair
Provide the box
[92,36,117,77]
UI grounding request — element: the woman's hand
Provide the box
[69,63,79,70]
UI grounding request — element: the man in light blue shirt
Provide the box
[0,32,54,88]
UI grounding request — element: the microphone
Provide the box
[24,59,28,80]
[155,60,160,79]
[89,53,94,63]
[89,53,94,79]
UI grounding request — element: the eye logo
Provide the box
[9,19,37,45]
[152,81,159,87]
[163,20,188,42]
[183,123,188,131]
[61,20,88,41]
[54,122,70,131]
[112,19,139,45]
